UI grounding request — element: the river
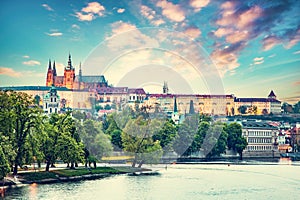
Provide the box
[4,162,300,200]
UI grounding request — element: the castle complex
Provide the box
[1,54,282,116]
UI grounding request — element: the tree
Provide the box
[72,110,87,121]
[122,117,163,167]
[78,119,113,168]
[224,122,247,160]
[111,129,123,150]
[235,137,248,160]
[191,121,210,155]
[0,91,42,175]
[201,123,228,158]
[293,101,300,113]
[152,120,177,150]
[199,114,212,123]
[0,147,10,180]
[238,105,247,114]
[282,102,293,113]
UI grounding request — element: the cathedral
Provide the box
[46,54,108,90]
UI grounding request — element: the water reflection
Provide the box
[29,183,38,200]
[4,163,300,200]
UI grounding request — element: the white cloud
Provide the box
[117,8,125,13]
[82,2,105,16]
[42,4,53,11]
[72,24,80,29]
[190,0,210,12]
[22,60,41,66]
[76,12,94,21]
[0,67,21,77]
[23,55,30,59]
[253,57,264,62]
[46,32,63,37]
[156,0,185,22]
[140,5,165,26]
[293,50,300,54]
[76,2,105,21]
[254,60,264,65]
[184,27,201,39]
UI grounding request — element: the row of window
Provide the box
[248,131,272,136]
[247,145,273,151]
[248,138,272,144]
[45,103,59,109]
[129,96,144,101]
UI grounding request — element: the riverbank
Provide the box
[1,166,151,187]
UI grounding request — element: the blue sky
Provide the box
[0,0,299,103]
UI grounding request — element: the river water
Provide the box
[4,162,300,200]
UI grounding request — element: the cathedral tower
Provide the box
[46,60,53,86]
[63,54,76,89]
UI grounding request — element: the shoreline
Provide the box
[0,166,152,189]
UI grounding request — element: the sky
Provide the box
[0,0,299,104]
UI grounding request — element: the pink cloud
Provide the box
[0,67,22,77]
[189,0,210,12]
[237,6,262,29]
[76,12,94,21]
[117,8,125,13]
[82,2,105,16]
[285,29,300,49]
[262,36,281,51]
[140,5,165,26]
[293,81,300,86]
[141,5,156,20]
[210,47,240,76]
[225,31,249,44]
[111,21,137,35]
[156,0,185,22]
[23,60,41,66]
[214,27,234,37]
[184,27,201,39]
[76,2,105,21]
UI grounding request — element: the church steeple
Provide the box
[66,53,73,70]
[48,59,52,70]
[79,62,82,81]
[163,81,169,94]
[173,96,178,113]
[53,61,57,76]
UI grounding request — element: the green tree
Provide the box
[190,121,210,155]
[152,120,177,150]
[0,91,42,175]
[199,114,212,123]
[111,129,123,149]
[0,147,10,180]
[293,101,300,113]
[78,119,113,167]
[122,117,163,167]
[201,123,228,158]
[282,102,293,113]
[72,110,87,121]
[172,121,196,157]
[224,122,247,160]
